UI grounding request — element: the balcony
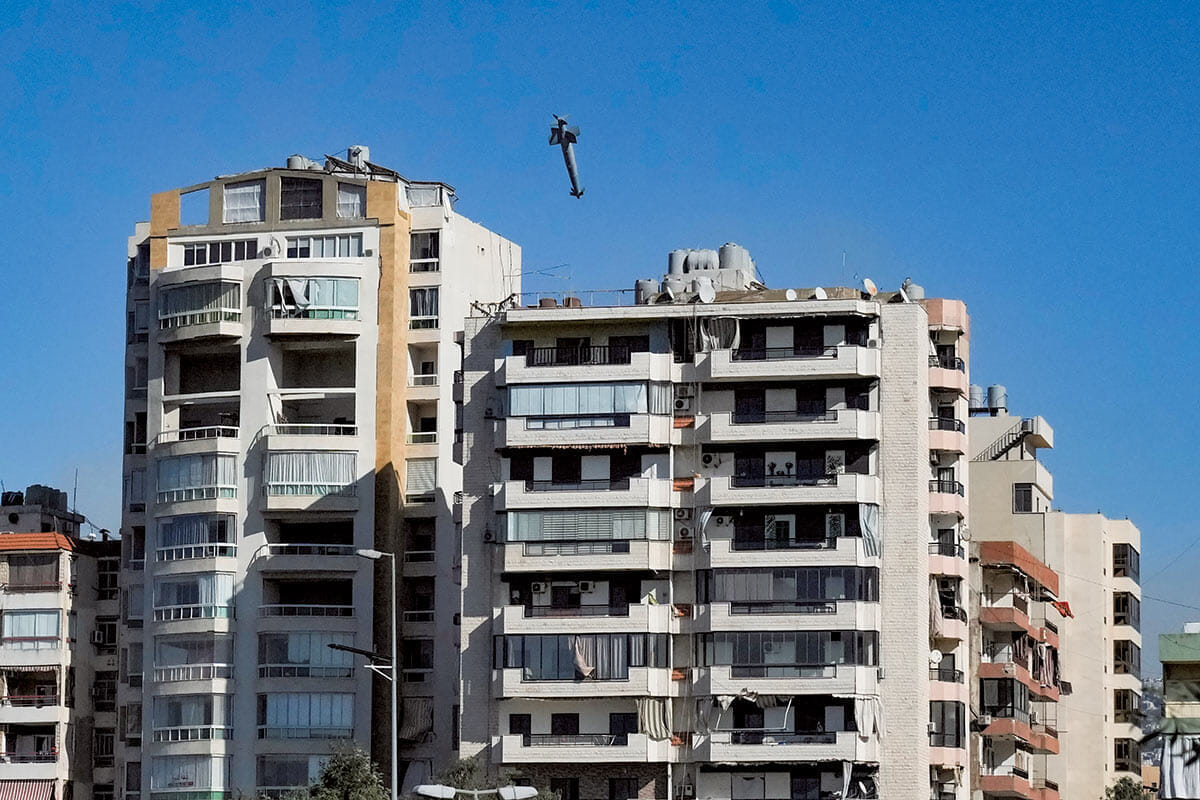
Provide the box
[495,603,676,635]
[703,409,880,445]
[495,732,672,763]
[980,604,1059,648]
[979,770,1034,800]
[694,600,879,633]
[928,417,967,454]
[935,606,969,641]
[693,664,879,697]
[929,480,966,516]
[697,534,874,569]
[0,694,64,724]
[979,661,1059,702]
[496,414,672,449]
[699,345,881,382]
[500,349,674,385]
[497,539,673,574]
[494,478,673,511]
[156,279,244,344]
[925,298,969,333]
[695,729,878,763]
[264,275,361,337]
[0,747,60,780]
[929,354,968,395]
[261,480,358,513]
[492,666,672,699]
[153,426,240,460]
[981,716,1060,755]
[702,473,880,507]
[929,542,968,579]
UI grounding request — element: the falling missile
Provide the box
[549,114,584,198]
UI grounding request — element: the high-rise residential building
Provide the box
[969,396,1143,800]
[118,149,520,798]
[456,249,973,800]
[0,527,121,800]
[1157,623,1200,797]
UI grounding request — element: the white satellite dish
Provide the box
[813,287,828,300]
[959,526,971,541]
[697,282,716,304]
[862,277,878,297]
[784,288,798,301]
[929,649,944,668]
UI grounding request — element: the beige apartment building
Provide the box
[0,516,121,800]
[117,149,519,798]
[969,398,1143,800]
[456,250,973,800]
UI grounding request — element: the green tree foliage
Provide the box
[1104,776,1153,800]
[271,745,388,800]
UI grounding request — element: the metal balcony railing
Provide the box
[155,426,239,445]
[724,731,838,745]
[732,410,837,424]
[929,417,966,432]
[153,605,234,621]
[263,543,355,557]
[523,605,631,618]
[525,345,633,367]
[260,604,353,618]
[407,431,438,444]
[522,733,629,746]
[733,345,838,361]
[0,751,57,763]
[727,663,837,679]
[731,474,837,488]
[263,424,357,437]
[929,354,966,372]
[0,694,59,707]
[929,479,964,496]
[409,374,439,387]
[929,542,965,558]
[929,667,964,683]
[729,600,837,615]
[524,478,631,492]
[156,543,236,561]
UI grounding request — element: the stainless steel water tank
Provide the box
[635,279,660,305]
[987,385,1007,412]
[668,250,688,276]
[969,385,985,411]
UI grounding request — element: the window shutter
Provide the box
[406,459,437,495]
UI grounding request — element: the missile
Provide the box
[549,114,584,198]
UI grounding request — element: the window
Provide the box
[159,281,241,328]
[94,671,117,711]
[267,277,360,320]
[451,704,459,750]
[121,702,143,743]
[263,451,356,497]
[152,694,233,740]
[506,509,671,543]
[550,713,580,735]
[128,301,150,342]
[258,632,354,678]
[257,755,325,793]
[151,755,230,791]
[153,574,234,620]
[1115,738,1141,773]
[157,514,236,560]
[699,567,880,605]
[405,520,436,562]
[930,701,965,748]
[94,729,115,767]
[508,713,531,736]
[1,610,61,648]
[155,633,235,681]
[1114,640,1141,678]
[98,558,119,599]
[1013,483,1034,513]
[509,382,670,419]
[125,762,142,794]
[1115,689,1141,724]
[123,585,145,625]
[5,553,59,589]
[402,638,435,681]
[280,177,323,220]
[981,678,1030,721]
[157,454,237,502]
[406,459,437,502]
[94,785,114,800]
[406,185,442,207]
[550,778,579,800]
[1114,543,1140,581]
[179,188,209,226]
[223,180,265,223]
[494,633,668,680]
[696,631,878,674]
[337,183,365,219]
[125,469,146,511]
[285,233,363,258]
[256,693,353,738]
[409,288,439,328]
[96,617,119,649]
[410,231,440,272]
[1113,593,1140,630]
[609,778,640,800]
[182,239,257,266]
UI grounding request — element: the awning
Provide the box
[0,780,55,800]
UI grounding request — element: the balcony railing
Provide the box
[155,426,239,445]
[525,346,633,367]
[156,543,236,561]
[521,540,634,556]
[729,600,837,615]
[160,308,242,329]
[732,474,838,488]
[929,417,966,433]
[264,543,355,557]
[929,667,964,683]
[524,414,632,431]
[260,604,353,617]
[404,549,435,563]
[258,725,353,739]
[929,542,965,558]
[154,664,233,682]
[0,751,57,763]
[263,424,357,437]
[732,534,838,552]
[1,581,65,594]
[732,410,837,424]
[262,484,356,498]
[929,354,966,372]
[941,606,968,622]
[410,316,438,330]
[524,478,631,492]
[153,726,233,742]
[403,610,435,623]
[523,605,631,618]
[0,637,62,649]
[723,731,838,745]
[267,306,359,321]
[258,664,354,679]
[727,663,837,679]
[153,605,234,621]
[0,694,59,707]
[407,432,438,444]
[409,374,439,387]
[929,480,964,496]
[158,486,237,503]
[732,345,838,361]
[982,706,1031,725]
[522,733,629,746]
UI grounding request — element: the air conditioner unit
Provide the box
[365,248,375,257]
[929,453,941,465]
[579,581,595,593]
[763,641,776,653]
[674,508,693,521]
[927,722,937,735]
[531,582,548,594]
[1029,710,1040,725]
[261,245,275,258]
[700,452,720,469]
[675,384,695,399]
[677,527,693,540]
[714,515,729,526]
[867,339,879,348]
[825,513,846,538]
[674,397,692,412]
[90,631,107,645]
[978,714,993,727]
[484,402,499,419]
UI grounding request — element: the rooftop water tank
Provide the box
[987,385,1007,412]
[635,279,660,305]
[690,249,718,271]
[286,154,307,169]
[662,276,687,300]
[668,250,688,276]
[720,242,751,271]
[969,385,985,411]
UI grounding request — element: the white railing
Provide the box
[264,543,356,557]
[155,426,240,445]
[152,725,233,742]
[156,543,236,561]
[266,305,359,321]
[402,610,435,623]
[262,423,358,437]
[409,315,438,330]
[409,374,439,387]
[159,308,242,329]
[407,432,437,444]
[154,664,233,682]
[404,550,435,563]
[157,486,237,503]
[258,664,354,679]
[257,725,353,739]
[260,605,354,617]
[153,605,234,621]
[262,483,356,498]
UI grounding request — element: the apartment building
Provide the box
[1,486,86,538]
[969,396,1143,800]
[118,148,519,798]
[0,529,121,800]
[1158,623,1200,797]
[457,248,973,800]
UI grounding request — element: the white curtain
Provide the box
[636,697,673,741]
[410,288,439,318]
[154,574,233,608]
[262,693,353,735]
[264,452,356,495]
[509,383,650,417]
[160,282,240,320]
[158,455,237,492]
[151,755,228,791]
[336,184,365,218]
[223,180,264,223]
[406,186,440,207]
[271,278,359,314]
[507,509,669,542]
[929,579,944,641]
[159,514,232,548]
[858,504,880,556]
[154,694,228,726]
[1161,734,1200,798]
[155,634,233,667]
[275,632,353,667]
[2,610,60,648]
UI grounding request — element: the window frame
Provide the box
[279,177,324,221]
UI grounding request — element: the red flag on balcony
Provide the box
[1052,600,1074,618]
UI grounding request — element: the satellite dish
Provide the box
[813,287,828,300]
[929,649,943,668]
[784,289,798,301]
[959,526,971,541]
[697,282,716,304]
[862,278,878,296]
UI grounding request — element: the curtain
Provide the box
[858,504,880,556]
[636,697,673,741]
[151,756,228,791]
[264,452,356,495]
[700,317,740,351]
[262,693,353,735]
[648,383,673,415]
[159,515,233,548]
[410,288,439,318]
[258,632,353,667]
[270,278,359,316]
[160,282,240,321]
[508,383,651,417]
[398,697,435,740]
[154,694,228,727]
[336,184,365,219]
[929,579,944,642]
[3,611,59,647]
[156,634,233,667]
[506,509,670,542]
[154,574,233,608]
[1161,734,1200,798]
[158,455,237,492]
[6,555,58,586]
[223,180,264,223]
[407,186,440,207]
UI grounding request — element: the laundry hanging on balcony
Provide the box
[700,317,740,351]
[636,697,672,741]
[1160,721,1200,799]
[929,579,944,642]
[858,504,880,556]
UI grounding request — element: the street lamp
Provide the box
[354,547,398,800]
[415,785,539,800]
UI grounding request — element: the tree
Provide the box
[1104,776,1153,800]
[279,745,387,800]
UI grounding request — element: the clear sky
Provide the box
[2,1,1198,669]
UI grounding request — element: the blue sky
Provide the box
[2,1,1197,668]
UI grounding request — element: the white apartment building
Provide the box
[457,249,972,800]
[0,529,121,800]
[118,149,519,799]
[969,397,1143,800]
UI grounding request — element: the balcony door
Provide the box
[734,389,765,424]
[550,713,579,735]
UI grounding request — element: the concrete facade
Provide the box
[118,152,519,799]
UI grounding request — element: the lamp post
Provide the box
[415,785,539,800]
[356,548,398,800]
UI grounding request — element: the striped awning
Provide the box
[0,781,54,800]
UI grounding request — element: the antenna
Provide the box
[862,278,878,297]
[784,289,798,301]
[72,468,78,514]
[813,287,828,300]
